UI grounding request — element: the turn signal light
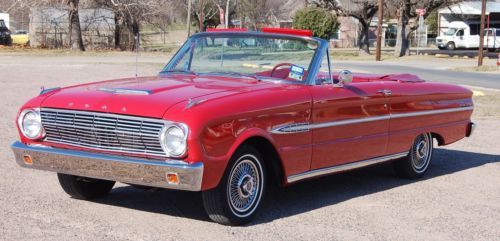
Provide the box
[166,173,179,185]
[23,154,33,165]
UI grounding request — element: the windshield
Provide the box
[444,28,458,36]
[162,34,319,83]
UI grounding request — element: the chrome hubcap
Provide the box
[238,174,254,199]
[228,159,261,214]
[411,134,432,172]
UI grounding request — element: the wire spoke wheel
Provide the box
[393,133,434,179]
[202,146,266,225]
[410,133,433,174]
[227,156,262,217]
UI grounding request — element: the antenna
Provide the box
[135,33,139,79]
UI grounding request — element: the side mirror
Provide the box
[335,70,353,87]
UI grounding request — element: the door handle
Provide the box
[377,89,392,96]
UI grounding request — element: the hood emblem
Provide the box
[185,98,207,109]
[99,87,151,95]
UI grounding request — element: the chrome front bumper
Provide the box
[11,141,203,191]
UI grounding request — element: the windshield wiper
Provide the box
[160,69,197,75]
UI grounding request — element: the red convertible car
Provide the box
[12,29,474,225]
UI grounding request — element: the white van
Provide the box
[436,21,499,50]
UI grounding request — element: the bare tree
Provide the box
[388,0,460,56]
[94,0,165,50]
[314,0,378,55]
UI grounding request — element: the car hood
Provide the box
[41,74,269,118]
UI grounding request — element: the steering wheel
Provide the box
[270,63,293,78]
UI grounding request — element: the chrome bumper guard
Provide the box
[466,122,476,137]
[11,141,203,191]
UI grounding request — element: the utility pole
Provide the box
[199,0,205,32]
[478,0,486,66]
[186,0,192,38]
[375,0,384,61]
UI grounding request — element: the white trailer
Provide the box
[0,13,9,29]
[436,21,500,50]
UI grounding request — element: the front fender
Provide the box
[200,127,279,190]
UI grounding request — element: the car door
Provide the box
[455,29,466,48]
[309,51,390,170]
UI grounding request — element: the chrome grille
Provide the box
[40,108,166,157]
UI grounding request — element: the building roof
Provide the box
[439,1,500,15]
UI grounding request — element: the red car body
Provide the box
[16,72,473,190]
[12,30,474,225]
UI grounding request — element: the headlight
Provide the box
[17,108,45,140]
[159,123,188,158]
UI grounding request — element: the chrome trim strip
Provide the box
[271,106,473,134]
[270,122,311,134]
[390,106,473,119]
[11,141,203,191]
[312,115,389,129]
[287,152,408,183]
[98,87,151,95]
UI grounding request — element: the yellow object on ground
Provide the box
[472,90,485,97]
[11,34,29,45]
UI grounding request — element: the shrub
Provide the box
[293,7,339,40]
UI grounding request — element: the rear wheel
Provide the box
[57,173,115,200]
[202,145,266,226]
[393,133,433,179]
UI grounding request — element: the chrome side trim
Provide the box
[390,106,473,119]
[271,106,473,134]
[312,115,389,129]
[270,122,311,134]
[287,152,408,183]
[11,141,203,191]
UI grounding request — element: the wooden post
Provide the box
[225,0,230,28]
[376,0,384,61]
[199,0,205,32]
[187,0,192,37]
[478,0,486,66]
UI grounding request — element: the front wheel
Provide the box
[446,42,456,50]
[57,173,115,200]
[393,133,434,179]
[202,145,266,226]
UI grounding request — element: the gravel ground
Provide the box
[0,53,499,241]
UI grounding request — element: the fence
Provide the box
[330,38,438,49]
[30,7,115,49]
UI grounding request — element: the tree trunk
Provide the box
[67,0,85,51]
[127,20,140,51]
[114,13,121,50]
[358,20,370,55]
[394,1,411,57]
